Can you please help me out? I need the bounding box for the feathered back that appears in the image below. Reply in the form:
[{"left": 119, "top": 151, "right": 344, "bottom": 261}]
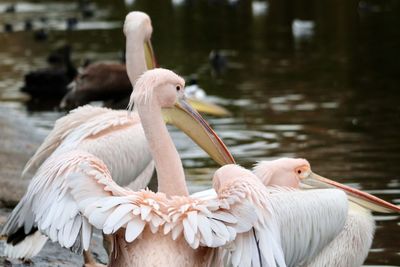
[{"left": 213, "top": 164, "right": 258, "bottom": 192}]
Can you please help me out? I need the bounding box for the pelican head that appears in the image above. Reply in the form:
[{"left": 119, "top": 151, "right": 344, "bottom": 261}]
[
  {"left": 254, "top": 158, "right": 310, "bottom": 188},
  {"left": 254, "top": 158, "right": 400, "bottom": 213},
  {"left": 124, "top": 11, "right": 157, "bottom": 73},
  {"left": 131, "top": 68, "right": 235, "bottom": 166}
]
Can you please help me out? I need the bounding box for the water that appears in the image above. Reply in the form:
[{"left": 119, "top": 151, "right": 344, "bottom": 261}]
[{"left": 1, "top": 0, "right": 400, "bottom": 265}]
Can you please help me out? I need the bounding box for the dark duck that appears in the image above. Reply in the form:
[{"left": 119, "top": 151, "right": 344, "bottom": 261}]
[
  {"left": 21, "top": 45, "right": 77, "bottom": 98},
  {"left": 60, "top": 62, "right": 131, "bottom": 109}
]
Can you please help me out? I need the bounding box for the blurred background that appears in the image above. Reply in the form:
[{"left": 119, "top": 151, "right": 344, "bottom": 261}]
[{"left": 0, "top": 0, "right": 399, "bottom": 265}]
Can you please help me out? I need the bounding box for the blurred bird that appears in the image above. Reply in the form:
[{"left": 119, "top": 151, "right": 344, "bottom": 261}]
[
  {"left": 4, "top": 4, "right": 15, "bottom": 13},
  {"left": 185, "top": 76, "right": 206, "bottom": 99},
  {"left": 66, "top": 17, "right": 78, "bottom": 31},
  {"left": 3, "top": 23, "right": 13, "bottom": 33},
  {"left": 33, "top": 28, "right": 48, "bottom": 41},
  {"left": 292, "top": 19, "right": 315, "bottom": 40},
  {"left": 21, "top": 45, "right": 76, "bottom": 98},
  {"left": 252, "top": 0, "right": 269, "bottom": 16},
  {"left": 24, "top": 19, "right": 33, "bottom": 31},
  {"left": 209, "top": 50, "right": 227, "bottom": 76},
  {"left": 79, "top": 0, "right": 95, "bottom": 18}
]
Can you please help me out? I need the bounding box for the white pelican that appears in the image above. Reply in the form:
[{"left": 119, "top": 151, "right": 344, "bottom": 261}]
[
  {"left": 4, "top": 68, "right": 399, "bottom": 267},
  {"left": 253, "top": 158, "right": 400, "bottom": 266},
  {"left": 1, "top": 12, "right": 234, "bottom": 262}
]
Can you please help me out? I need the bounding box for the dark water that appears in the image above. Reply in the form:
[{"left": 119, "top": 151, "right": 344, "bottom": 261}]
[{"left": 1, "top": 0, "right": 400, "bottom": 265}]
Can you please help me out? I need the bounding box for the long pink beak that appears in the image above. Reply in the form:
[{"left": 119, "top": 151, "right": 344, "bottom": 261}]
[{"left": 301, "top": 172, "right": 400, "bottom": 213}]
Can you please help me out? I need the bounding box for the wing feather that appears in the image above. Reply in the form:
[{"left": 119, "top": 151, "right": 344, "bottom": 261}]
[
  {"left": 2, "top": 148, "right": 133, "bottom": 258},
  {"left": 125, "top": 218, "right": 146, "bottom": 242},
  {"left": 103, "top": 204, "right": 136, "bottom": 234},
  {"left": 266, "top": 188, "right": 348, "bottom": 266}
]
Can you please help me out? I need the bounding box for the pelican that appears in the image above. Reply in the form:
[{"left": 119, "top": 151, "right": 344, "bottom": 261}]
[
  {"left": 0, "top": 12, "right": 233, "bottom": 263},
  {"left": 5, "top": 68, "right": 399, "bottom": 267},
  {"left": 252, "top": 158, "right": 400, "bottom": 266}
]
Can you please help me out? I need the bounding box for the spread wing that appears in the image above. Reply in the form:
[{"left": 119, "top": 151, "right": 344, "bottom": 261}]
[
  {"left": 73, "top": 166, "right": 287, "bottom": 267},
  {"left": 74, "top": 180, "right": 261, "bottom": 249},
  {"left": 2, "top": 150, "right": 129, "bottom": 255}
]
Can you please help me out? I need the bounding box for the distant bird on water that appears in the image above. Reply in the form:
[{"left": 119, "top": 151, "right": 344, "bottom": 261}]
[
  {"left": 3, "top": 23, "right": 13, "bottom": 33},
  {"left": 60, "top": 62, "right": 132, "bottom": 109},
  {"left": 21, "top": 45, "right": 77, "bottom": 98},
  {"left": 24, "top": 19, "right": 33, "bottom": 31},
  {"left": 33, "top": 28, "right": 48, "bottom": 41},
  {"left": 66, "top": 17, "right": 78, "bottom": 31},
  {"left": 4, "top": 4, "right": 16, "bottom": 13},
  {"left": 209, "top": 49, "right": 227, "bottom": 76}
]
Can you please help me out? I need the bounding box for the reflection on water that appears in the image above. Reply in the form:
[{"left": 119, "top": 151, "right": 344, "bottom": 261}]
[{"left": 1, "top": 0, "right": 400, "bottom": 265}]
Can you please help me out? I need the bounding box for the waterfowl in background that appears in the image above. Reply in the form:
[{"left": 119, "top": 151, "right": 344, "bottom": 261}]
[
  {"left": 185, "top": 75, "right": 206, "bottom": 99},
  {"left": 24, "top": 19, "right": 33, "bottom": 31},
  {"left": 3, "top": 23, "right": 13, "bottom": 33},
  {"left": 4, "top": 4, "right": 15, "bottom": 13},
  {"left": 33, "top": 28, "right": 48, "bottom": 42},
  {"left": 60, "top": 62, "right": 133, "bottom": 110},
  {"left": 209, "top": 49, "right": 228, "bottom": 76},
  {"left": 21, "top": 45, "right": 77, "bottom": 98}
]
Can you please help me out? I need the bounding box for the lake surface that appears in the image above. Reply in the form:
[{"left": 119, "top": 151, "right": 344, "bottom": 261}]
[{"left": 0, "top": 0, "right": 399, "bottom": 265}]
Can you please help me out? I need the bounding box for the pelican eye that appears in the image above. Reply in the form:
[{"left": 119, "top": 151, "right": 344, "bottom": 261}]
[
  {"left": 295, "top": 166, "right": 311, "bottom": 179},
  {"left": 176, "top": 85, "right": 181, "bottom": 91}
]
